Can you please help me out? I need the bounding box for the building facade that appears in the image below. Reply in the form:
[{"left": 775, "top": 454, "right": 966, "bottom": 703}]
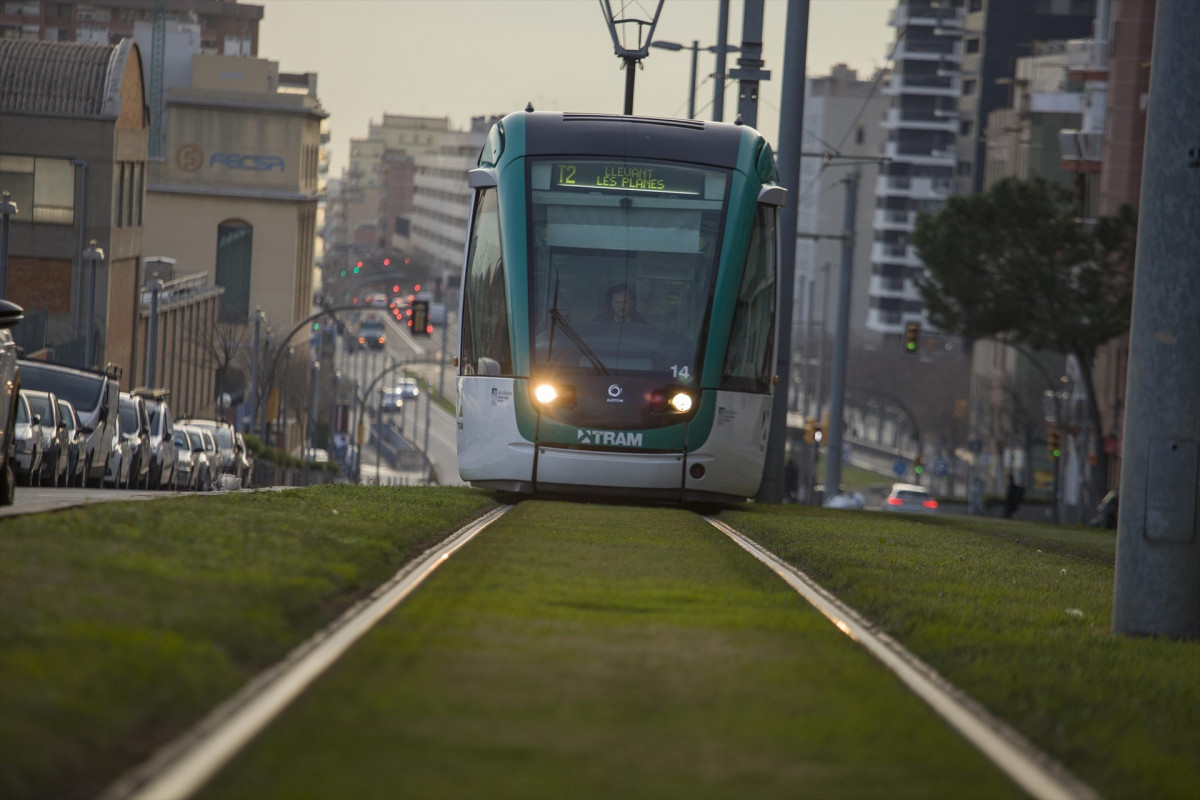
[{"left": 0, "top": 0, "right": 261, "bottom": 54}]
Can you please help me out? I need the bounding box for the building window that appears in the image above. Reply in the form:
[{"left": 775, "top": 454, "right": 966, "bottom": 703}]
[
  {"left": 963, "top": 78, "right": 977, "bottom": 96},
  {"left": 0, "top": 154, "right": 75, "bottom": 224},
  {"left": 965, "top": 38, "right": 981, "bottom": 54},
  {"left": 216, "top": 221, "right": 253, "bottom": 321},
  {"left": 960, "top": 120, "right": 973, "bottom": 136}
]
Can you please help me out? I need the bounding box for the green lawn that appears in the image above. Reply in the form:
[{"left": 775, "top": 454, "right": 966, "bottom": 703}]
[
  {"left": 200, "top": 500, "right": 1022, "bottom": 800},
  {"left": 0, "top": 487, "right": 499, "bottom": 800},
  {"left": 1, "top": 490, "right": 1196, "bottom": 800},
  {"left": 718, "top": 505, "right": 1200, "bottom": 800}
]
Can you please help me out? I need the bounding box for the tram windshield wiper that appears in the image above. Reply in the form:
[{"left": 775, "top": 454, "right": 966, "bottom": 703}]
[
  {"left": 549, "top": 307, "right": 608, "bottom": 375},
  {"left": 546, "top": 274, "right": 607, "bottom": 374}
]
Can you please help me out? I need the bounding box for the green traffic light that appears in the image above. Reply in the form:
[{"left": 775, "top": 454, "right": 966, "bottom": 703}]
[
  {"left": 313, "top": 321, "right": 320, "bottom": 330},
  {"left": 353, "top": 267, "right": 361, "bottom": 274},
  {"left": 339, "top": 270, "right": 346, "bottom": 277}
]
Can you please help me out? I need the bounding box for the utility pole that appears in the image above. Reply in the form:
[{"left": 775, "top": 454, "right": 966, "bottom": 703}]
[
  {"left": 755, "top": 0, "right": 807, "bottom": 503},
  {"left": 712, "top": 0, "right": 731, "bottom": 121},
  {"left": 730, "top": 0, "right": 770, "bottom": 128},
  {"left": 823, "top": 170, "right": 859, "bottom": 501},
  {"left": 1112, "top": 0, "right": 1199, "bottom": 640}
]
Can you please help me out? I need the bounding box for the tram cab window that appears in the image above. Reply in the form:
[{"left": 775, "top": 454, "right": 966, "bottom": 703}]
[
  {"left": 721, "top": 202, "right": 777, "bottom": 393},
  {"left": 461, "top": 188, "right": 513, "bottom": 376},
  {"left": 528, "top": 158, "right": 728, "bottom": 381}
]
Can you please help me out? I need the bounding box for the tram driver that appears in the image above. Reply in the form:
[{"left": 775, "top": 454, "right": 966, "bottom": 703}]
[{"left": 593, "top": 283, "right": 646, "bottom": 324}]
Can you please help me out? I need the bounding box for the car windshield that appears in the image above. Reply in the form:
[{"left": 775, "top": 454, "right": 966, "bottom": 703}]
[
  {"left": 897, "top": 490, "right": 929, "bottom": 500},
  {"left": 214, "top": 428, "right": 234, "bottom": 449},
  {"left": 173, "top": 432, "right": 189, "bottom": 449},
  {"left": 118, "top": 401, "right": 140, "bottom": 433},
  {"left": 20, "top": 363, "right": 104, "bottom": 415},
  {"left": 187, "top": 430, "right": 205, "bottom": 450},
  {"left": 528, "top": 157, "right": 728, "bottom": 383},
  {"left": 17, "top": 396, "right": 30, "bottom": 424},
  {"left": 57, "top": 401, "right": 77, "bottom": 432},
  {"left": 26, "top": 394, "right": 52, "bottom": 424}
]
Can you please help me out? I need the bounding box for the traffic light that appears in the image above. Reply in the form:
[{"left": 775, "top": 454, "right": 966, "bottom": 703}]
[
  {"left": 913, "top": 456, "right": 924, "bottom": 476},
  {"left": 904, "top": 321, "right": 920, "bottom": 354},
  {"left": 1048, "top": 429, "right": 1062, "bottom": 460},
  {"left": 410, "top": 300, "right": 431, "bottom": 336},
  {"left": 803, "top": 417, "right": 817, "bottom": 444},
  {"left": 312, "top": 321, "right": 320, "bottom": 331},
  {"left": 354, "top": 261, "right": 363, "bottom": 274}
]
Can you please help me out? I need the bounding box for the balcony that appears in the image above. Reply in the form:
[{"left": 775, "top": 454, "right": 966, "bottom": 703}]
[
  {"left": 891, "top": 4, "right": 964, "bottom": 31},
  {"left": 881, "top": 107, "right": 958, "bottom": 132},
  {"left": 1058, "top": 129, "right": 1104, "bottom": 173},
  {"left": 883, "top": 140, "right": 957, "bottom": 167},
  {"left": 882, "top": 72, "right": 960, "bottom": 98},
  {"left": 1066, "top": 39, "right": 1108, "bottom": 80},
  {"left": 874, "top": 208, "right": 916, "bottom": 231},
  {"left": 875, "top": 174, "right": 954, "bottom": 201},
  {"left": 870, "top": 241, "right": 923, "bottom": 268}
]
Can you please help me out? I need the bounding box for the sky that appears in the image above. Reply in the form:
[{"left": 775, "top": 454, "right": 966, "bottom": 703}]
[{"left": 256, "top": 0, "right": 896, "bottom": 178}]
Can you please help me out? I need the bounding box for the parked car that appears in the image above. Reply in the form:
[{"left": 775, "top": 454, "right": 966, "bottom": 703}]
[
  {"left": 234, "top": 432, "right": 253, "bottom": 488},
  {"left": 117, "top": 392, "right": 151, "bottom": 490},
  {"left": 884, "top": 482, "right": 939, "bottom": 513},
  {"left": 23, "top": 390, "right": 69, "bottom": 487},
  {"left": 137, "top": 389, "right": 177, "bottom": 490},
  {"left": 173, "top": 425, "right": 211, "bottom": 491},
  {"left": 0, "top": 300, "right": 22, "bottom": 505},
  {"left": 197, "top": 428, "right": 220, "bottom": 488},
  {"left": 18, "top": 360, "right": 121, "bottom": 488},
  {"left": 57, "top": 398, "right": 88, "bottom": 487},
  {"left": 105, "top": 414, "right": 131, "bottom": 488},
  {"left": 176, "top": 419, "right": 237, "bottom": 479},
  {"left": 14, "top": 392, "right": 44, "bottom": 486}
]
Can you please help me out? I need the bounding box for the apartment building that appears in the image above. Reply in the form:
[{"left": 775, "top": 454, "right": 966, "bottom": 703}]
[{"left": 0, "top": 0, "right": 261, "bottom": 53}]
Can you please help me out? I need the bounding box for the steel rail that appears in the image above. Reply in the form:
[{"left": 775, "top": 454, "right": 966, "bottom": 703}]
[
  {"left": 101, "top": 505, "right": 512, "bottom": 800},
  {"left": 706, "top": 516, "right": 1100, "bottom": 800}
]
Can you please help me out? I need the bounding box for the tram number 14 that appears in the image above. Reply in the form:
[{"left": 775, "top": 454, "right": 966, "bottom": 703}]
[{"left": 670, "top": 365, "right": 690, "bottom": 379}]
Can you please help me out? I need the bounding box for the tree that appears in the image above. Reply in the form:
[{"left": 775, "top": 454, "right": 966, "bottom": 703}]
[{"left": 913, "top": 176, "right": 1137, "bottom": 497}]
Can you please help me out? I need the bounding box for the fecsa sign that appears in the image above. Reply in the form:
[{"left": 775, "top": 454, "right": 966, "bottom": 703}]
[{"left": 209, "top": 152, "right": 285, "bottom": 172}]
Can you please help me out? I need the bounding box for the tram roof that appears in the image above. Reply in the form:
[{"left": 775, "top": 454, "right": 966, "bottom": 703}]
[{"left": 514, "top": 111, "right": 758, "bottom": 170}]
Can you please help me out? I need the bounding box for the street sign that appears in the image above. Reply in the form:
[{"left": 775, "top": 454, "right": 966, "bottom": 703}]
[
  {"left": 893, "top": 460, "right": 907, "bottom": 476},
  {"left": 934, "top": 458, "right": 950, "bottom": 477}
]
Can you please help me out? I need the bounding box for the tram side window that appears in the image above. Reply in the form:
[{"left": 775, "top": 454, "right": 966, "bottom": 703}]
[
  {"left": 461, "top": 188, "right": 513, "bottom": 376},
  {"left": 721, "top": 204, "right": 777, "bottom": 393}
]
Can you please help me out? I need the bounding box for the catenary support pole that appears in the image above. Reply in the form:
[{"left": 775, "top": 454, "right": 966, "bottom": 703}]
[
  {"left": 755, "top": 0, "right": 809, "bottom": 503},
  {"left": 712, "top": 0, "right": 730, "bottom": 122},
  {"left": 146, "top": 280, "right": 162, "bottom": 388},
  {"left": 1112, "top": 0, "right": 1200, "bottom": 640},
  {"left": 823, "top": 170, "right": 859, "bottom": 501},
  {"left": 731, "top": 0, "right": 768, "bottom": 128}
]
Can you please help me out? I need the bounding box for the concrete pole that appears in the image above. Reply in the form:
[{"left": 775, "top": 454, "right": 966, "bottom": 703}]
[
  {"left": 82, "top": 241, "right": 104, "bottom": 369},
  {"left": 755, "top": 0, "right": 809, "bottom": 503},
  {"left": 0, "top": 192, "right": 17, "bottom": 298},
  {"left": 249, "top": 308, "right": 262, "bottom": 428},
  {"left": 146, "top": 280, "right": 163, "bottom": 387},
  {"left": 823, "top": 170, "right": 859, "bottom": 500},
  {"left": 1112, "top": 0, "right": 1200, "bottom": 640}
]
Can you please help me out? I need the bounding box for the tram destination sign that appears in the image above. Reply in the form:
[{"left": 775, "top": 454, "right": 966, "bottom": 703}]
[{"left": 551, "top": 161, "right": 703, "bottom": 196}]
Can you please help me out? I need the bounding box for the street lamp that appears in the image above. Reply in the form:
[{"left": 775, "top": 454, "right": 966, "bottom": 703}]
[
  {"left": 249, "top": 307, "right": 265, "bottom": 430},
  {"left": 0, "top": 191, "right": 18, "bottom": 298},
  {"left": 650, "top": 40, "right": 739, "bottom": 120},
  {"left": 82, "top": 240, "right": 105, "bottom": 369}
]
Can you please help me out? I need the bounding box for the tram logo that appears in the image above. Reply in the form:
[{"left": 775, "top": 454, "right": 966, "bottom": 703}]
[
  {"left": 606, "top": 384, "right": 624, "bottom": 404},
  {"left": 577, "top": 428, "right": 643, "bottom": 447}
]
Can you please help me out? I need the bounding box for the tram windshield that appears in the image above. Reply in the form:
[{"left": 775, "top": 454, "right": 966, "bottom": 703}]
[{"left": 528, "top": 158, "right": 728, "bottom": 383}]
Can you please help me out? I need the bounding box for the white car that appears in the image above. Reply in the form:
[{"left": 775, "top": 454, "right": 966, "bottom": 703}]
[{"left": 884, "top": 483, "right": 939, "bottom": 513}]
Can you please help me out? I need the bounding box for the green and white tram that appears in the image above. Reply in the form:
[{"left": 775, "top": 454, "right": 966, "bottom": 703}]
[{"left": 456, "top": 111, "right": 785, "bottom": 502}]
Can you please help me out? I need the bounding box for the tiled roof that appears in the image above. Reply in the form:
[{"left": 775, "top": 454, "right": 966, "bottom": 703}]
[{"left": 0, "top": 39, "right": 128, "bottom": 118}]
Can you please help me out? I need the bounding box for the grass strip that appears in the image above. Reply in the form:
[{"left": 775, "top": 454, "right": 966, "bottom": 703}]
[
  {"left": 199, "top": 500, "right": 1024, "bottom": 800},
  {"left": 717, "top": 505, "right": 1200, "bottom": 800},
  {"left": 0, "top": 486, "right": 499, "bottom": 800}
]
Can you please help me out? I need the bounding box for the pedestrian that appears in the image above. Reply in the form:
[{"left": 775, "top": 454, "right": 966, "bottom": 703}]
[{"left": 1003, "top": 472, "right": 1024, "bottom": 518}]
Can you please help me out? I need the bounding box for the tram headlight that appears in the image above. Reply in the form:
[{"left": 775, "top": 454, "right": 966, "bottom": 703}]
[
  {"left": 669, "top": 392, "right": 693, "bottom": 413},
  {"left": 532, "top": 383, "right": 576, "bottom": 408}
]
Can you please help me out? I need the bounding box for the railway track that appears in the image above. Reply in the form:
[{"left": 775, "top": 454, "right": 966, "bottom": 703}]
[{"left": 102, "top": 502, "right": 1097, "bottom": 800}]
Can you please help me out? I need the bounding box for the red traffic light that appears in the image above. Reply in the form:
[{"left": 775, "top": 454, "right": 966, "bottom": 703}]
[{"left": 383, "top": 258, "right": 390, "bottom": 266}]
